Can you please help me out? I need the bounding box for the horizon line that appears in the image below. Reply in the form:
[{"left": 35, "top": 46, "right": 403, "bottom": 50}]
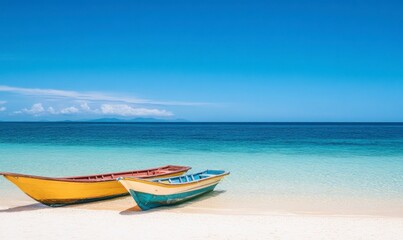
[{"left": 0, "top": 120, "right": 402, "bottom": 124}]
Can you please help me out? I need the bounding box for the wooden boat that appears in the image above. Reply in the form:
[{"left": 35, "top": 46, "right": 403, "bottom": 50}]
[
  {"left": 0, "top": 165, "right": 190, "bottom": 207},
  {"left": 118, "top": 170, "right": 229, "bottom": 210}
]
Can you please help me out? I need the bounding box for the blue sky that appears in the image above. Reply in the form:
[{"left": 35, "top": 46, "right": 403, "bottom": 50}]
[{"left": 0, "top": 0, "right": 402, "bottom": 121}]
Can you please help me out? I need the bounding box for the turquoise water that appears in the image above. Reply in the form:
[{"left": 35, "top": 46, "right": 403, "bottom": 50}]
[{"left": 0, "top": 123, "right": 402, "bottom": 213}]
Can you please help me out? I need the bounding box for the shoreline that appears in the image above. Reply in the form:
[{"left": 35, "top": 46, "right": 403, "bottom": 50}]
[
  {"left": 1, "top": 194, "right": 403, "bottom": 218},
  {"left": 1, "top": 181, "right": 402, "bottom": 218}
]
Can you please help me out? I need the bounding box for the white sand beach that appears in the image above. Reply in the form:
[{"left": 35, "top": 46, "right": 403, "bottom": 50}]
[
  {"left": 1, "top": 197, "right": 402, "bottom": 240},
  {"left": 1, "top": 206, "right": 402, "bottom": 240},
  {"left": 1, "top": 175, "right": 402, "bottom": 240}
]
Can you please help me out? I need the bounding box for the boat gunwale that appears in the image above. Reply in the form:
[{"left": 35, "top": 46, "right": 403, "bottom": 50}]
[
  {"left": 118, "top": 170, "right": 230, "bottom": 188},
  {"left": 0, "top": 165, "right": 191, "bottom": 183}
]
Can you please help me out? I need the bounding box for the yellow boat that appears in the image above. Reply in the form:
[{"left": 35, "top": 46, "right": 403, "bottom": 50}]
[{"left": 0, "top": 165, "right": 190, "bottom": 207}]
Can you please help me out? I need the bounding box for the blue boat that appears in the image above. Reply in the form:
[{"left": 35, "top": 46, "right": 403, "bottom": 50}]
[{"left": 117, "top": 170, "right": 229, "bottom": 210}]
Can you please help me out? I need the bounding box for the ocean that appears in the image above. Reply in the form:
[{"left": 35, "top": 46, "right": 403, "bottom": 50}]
[{"left": 1, "top": 122, "right": 402, "bottom": 215}]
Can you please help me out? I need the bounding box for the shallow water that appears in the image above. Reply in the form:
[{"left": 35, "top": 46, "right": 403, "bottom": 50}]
[{"left": 0, "top": 123, "right": 402, "bottom": 215}]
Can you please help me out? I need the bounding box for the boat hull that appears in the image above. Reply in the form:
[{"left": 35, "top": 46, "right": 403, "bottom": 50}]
[
  {"left": 128, "top": 184, "right": 218, "bottom": 210},
  {"left": 2, "top": 168, "right": 189, "bottom": 207}
]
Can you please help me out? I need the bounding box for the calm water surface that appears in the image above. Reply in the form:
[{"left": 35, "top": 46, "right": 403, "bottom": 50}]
[{"left": 1, "top": 123, "right": 402, "bottom": 214}]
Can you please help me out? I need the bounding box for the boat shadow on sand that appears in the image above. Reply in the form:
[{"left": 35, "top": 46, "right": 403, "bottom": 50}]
[
  {"left": 0, "top": 203, "right": 47, "bottom": 213},
  {"left": 119, "top": 190, "right": 226, "bottom": 215},
  {"left": 0, "top": 190, "right": 226, "bottom": 213}
]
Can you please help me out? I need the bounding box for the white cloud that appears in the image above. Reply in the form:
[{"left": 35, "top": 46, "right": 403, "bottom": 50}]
[
  {"left": 19, "top": 103, "right": 45, "bottom": 115},
  {"left": 15, "top": 102, "right": 172, "bottom": 117},
  {"left": 0, "top": 85, "right": 206, "bottom": 106},
  {"left": 0, "top": 101, "right": 5, "bottom": 112},
  {"left": 80, "top": 102, "right": 91, "bottom": 111},
  {"left": 47, "top": 107, "right": 57, "bottom": 114},
  {"left": 60, "top": 106, "right": 79, "bottom": 114},
  {"left": 16, "top": 103, "right": 78, "bottom": 115},
  {"left": 100, "top": 104, "right": 173, "bottom": 117}
]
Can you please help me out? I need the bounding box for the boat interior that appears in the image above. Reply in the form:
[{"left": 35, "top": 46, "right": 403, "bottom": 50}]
[
  {"left": 65, "top": 165, "right": 189, "bottom": 181},
  {"left": 156, "top": 170, "right": 227, "bottom": 184}
]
